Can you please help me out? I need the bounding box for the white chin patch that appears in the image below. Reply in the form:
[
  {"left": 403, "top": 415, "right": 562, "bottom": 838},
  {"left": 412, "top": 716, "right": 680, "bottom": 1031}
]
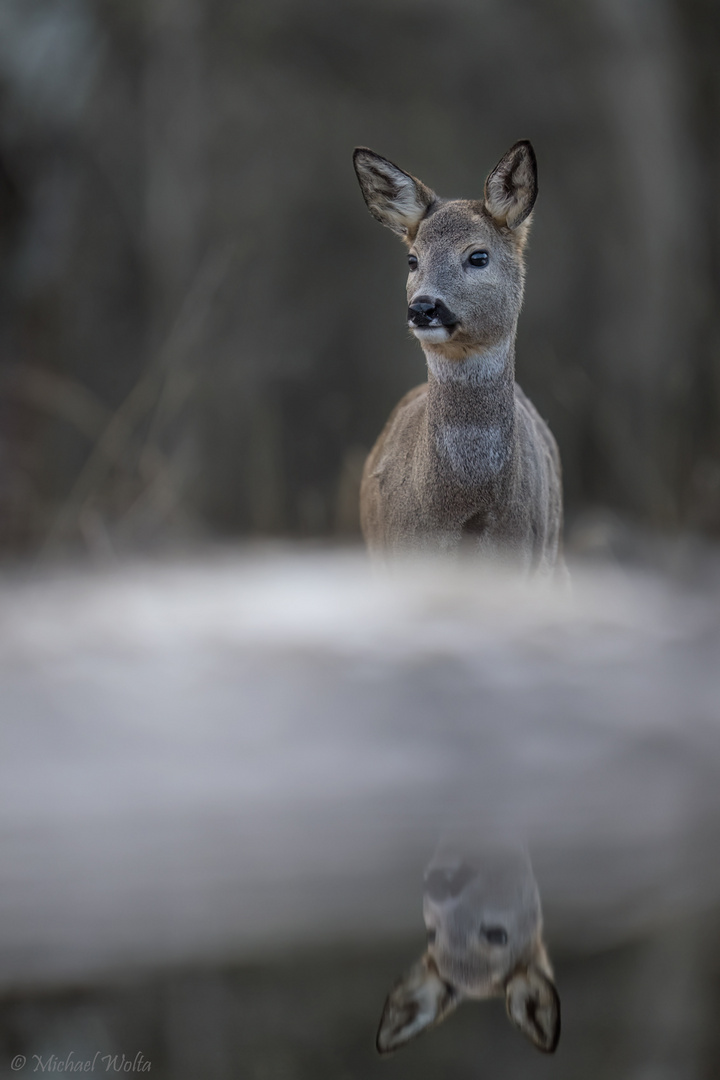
[{"left": 411, "top": 326, "right": 450, "bottom": 344}]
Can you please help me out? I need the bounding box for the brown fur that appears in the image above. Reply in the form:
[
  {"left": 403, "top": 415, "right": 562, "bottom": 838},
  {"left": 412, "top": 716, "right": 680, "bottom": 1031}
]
[{"left": 353, "top": 142, "right": 566, "bottom": 580}]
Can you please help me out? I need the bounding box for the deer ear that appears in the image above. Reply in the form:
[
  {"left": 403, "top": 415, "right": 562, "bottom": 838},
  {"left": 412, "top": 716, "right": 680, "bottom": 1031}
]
[
  {"left": 484, "top": 140, "right": 537, "bottom": 229},
  {"left": 353, "top": 148, "right": 436, "bottom": 239},
  {"left": 505, "top": 965, "right": 560, "bottom": 1053},
  {"left": 376, "top": 954, "right": 459, "bottom": 1054}
]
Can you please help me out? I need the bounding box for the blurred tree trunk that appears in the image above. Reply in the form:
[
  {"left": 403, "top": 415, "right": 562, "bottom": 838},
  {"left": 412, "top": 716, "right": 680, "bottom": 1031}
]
[{"left": 144, "top": 0, "right": 206, "bottom": 324}]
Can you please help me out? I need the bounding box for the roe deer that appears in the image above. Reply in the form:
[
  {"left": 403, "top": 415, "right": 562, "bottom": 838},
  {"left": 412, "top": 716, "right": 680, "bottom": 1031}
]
[
  {"left": 353, "top": 141, "right": 566, "bottom": 579},
  {"left": 377, "top": 847, "right": 560, "bottom": 1055}
]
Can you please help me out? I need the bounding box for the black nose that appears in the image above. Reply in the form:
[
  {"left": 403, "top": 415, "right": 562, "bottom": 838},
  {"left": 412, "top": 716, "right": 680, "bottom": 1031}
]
[
  {"left": 408, "top": 297, "right": 438, "bottom": 327},
  {"left": 408, "top": 296, "right": 458, "bottom": 328}
]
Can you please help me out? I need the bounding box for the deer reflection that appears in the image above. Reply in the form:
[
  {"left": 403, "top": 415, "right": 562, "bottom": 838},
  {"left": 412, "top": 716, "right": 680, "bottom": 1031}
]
[{"left": 377, "top": 845, "right": 560, "bottom": 1054}]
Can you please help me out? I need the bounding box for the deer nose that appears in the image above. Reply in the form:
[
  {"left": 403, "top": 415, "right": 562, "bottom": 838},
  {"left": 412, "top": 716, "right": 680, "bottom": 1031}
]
[
  {"left": 408, "top": 297, "right": 438, "bottom": 326},
  {"left": 408, "top": 296, "right": 458, "bottom": 328}
]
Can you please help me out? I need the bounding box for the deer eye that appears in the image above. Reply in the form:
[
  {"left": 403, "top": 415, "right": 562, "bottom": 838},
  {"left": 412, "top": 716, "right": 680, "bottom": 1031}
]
[
  {"left": 468, "top": 250, "right": 489, "bottom": 268},
  {"left": 408, "top": 254, "right": 418, "bottom": 270},
  {"left": 481, "top": 926, "right": 508, "bottom": 945},
  {"left": 427, "top": 927, "right": 437, "bottom": 944}
]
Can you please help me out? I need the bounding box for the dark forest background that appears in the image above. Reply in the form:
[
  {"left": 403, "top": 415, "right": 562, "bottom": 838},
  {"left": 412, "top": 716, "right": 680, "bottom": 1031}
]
[{"left": 0, "top": 0, "right": 719, "bottom": 557}]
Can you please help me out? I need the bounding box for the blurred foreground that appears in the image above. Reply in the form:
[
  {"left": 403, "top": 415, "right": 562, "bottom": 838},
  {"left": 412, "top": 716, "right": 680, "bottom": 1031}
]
[{"left": 1, "top": 545, "right": 720, "bottom": 1076}]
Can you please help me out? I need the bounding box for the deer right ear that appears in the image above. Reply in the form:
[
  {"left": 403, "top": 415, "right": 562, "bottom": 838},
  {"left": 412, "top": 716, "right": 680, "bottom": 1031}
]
[
  {"left": 483, "top": 140, "right": 538, "bottom": 229},
  {"left": 376, "top": 954, "right": 459, "bottom": 1054},
  {"left": 353, "top": 148, "right": 436, "bottom": 240},
  {"left": 505, "top": 965, "right": 561, "bottom": 1053}
]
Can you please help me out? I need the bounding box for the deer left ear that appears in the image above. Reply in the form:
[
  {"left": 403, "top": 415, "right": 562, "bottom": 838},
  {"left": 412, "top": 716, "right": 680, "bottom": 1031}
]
[
  {"left": 505, "top": 965, "right": 560, "bottom": 1053},
  {"left": 376, "top": 954, "right": 459, "bottom": 1054},
  {"left": 483, "top": 140, "right": 538, "bottom": 229},
  {"left": 353, "top": 148, "right": 436, "bottom": 239}
]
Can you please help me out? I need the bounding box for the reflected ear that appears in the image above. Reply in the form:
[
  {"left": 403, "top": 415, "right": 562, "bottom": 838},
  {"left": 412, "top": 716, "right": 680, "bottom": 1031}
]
[
  {"left": 484, "top": 140, "right": 537, "bottom": 229},
  {"left": 353, "top": 148, "right": 436, "bottom": 239},
  {"left": 376, "top": 954, "right": 459, "bottom": 1054},
  {"left": 505, "top": 965, "right": 560, "bottom": 1053}
]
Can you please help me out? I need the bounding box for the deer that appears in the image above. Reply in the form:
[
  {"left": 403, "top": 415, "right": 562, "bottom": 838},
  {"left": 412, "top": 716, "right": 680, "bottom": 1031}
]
[
  {"left": 353, "top": 141, "right": 566, "bottom": 579},
  {"left": 376, "top": 846, "right": 560, "bottom": 1055}
]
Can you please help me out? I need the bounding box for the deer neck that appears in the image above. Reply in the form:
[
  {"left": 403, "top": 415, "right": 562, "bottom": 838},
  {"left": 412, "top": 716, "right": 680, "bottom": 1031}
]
[{"left": 423, "top": 336, "right": 517, "bottom": 497}]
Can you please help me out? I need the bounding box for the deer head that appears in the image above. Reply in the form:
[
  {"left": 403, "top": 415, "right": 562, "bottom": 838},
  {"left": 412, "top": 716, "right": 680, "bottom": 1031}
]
[
  {"left": 353, "top": 141, "right": 537, "bottom": 362},
  {"left": 376, "top": 847, "right": 560, "bottom": 1055}
]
